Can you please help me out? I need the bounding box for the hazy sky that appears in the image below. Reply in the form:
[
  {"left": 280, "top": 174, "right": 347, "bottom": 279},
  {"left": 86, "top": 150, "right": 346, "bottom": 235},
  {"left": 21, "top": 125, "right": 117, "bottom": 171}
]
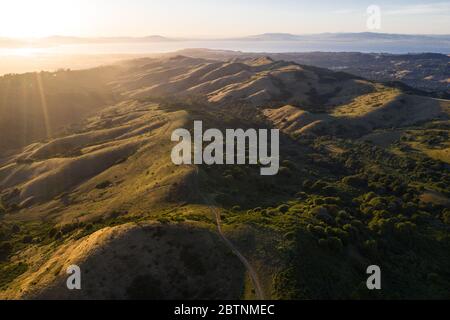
[{"left": 1, "top": 0, "right": 449, "bottom": 38}]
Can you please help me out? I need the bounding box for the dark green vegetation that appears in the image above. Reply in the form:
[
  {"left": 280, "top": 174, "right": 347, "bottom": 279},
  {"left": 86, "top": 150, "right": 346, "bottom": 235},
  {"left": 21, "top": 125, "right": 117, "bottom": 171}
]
[
  {"left": 0, "top": 221, "right": 50, "bottom": 289},
  {"left": 152, "top": 97, "right": 450, "bottom": 299},
  {"left": 206, "top": 138, "right": 450, "bottom": 298},
  {"left": 271, "top": 137, "right": 450, "bottom": 299}
]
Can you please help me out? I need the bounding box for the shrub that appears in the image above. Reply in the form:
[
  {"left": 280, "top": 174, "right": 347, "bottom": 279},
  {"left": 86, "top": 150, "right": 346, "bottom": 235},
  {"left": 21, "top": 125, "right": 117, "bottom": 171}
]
[
  {"left": 278, "top": 204, "right": 290, "bottom": 214},
  {"left": 11, "top": 225, "right": 20, "bottom": 233},
  {"left": 311, "top": 206, "right": 333, "bottom": 223},
  {"left": 364, "top": 192, "right": 377, "bottom": 202},
  {"left": 331, "top": 228, "right": 350, "bottom": 244},
  {"left": 362, "top": 240, "right": 378, "bottom": 256},
  {"left": 328, "top": 237, "right": 344, "bottom": 252},
  {"left": 284, "top": 232, "right": 296, "bottom": 240},
  {"left": 313, "top": 198, "right": 325, "bottom": 206},
  {"left": 337, "top": 210, "right": 351, "bottom": 220},
  {"left": 157, "top": 217, "right": 170, "bottom": 224},
  {"left": 296, "top": 192, "right": 307, "bottom": 200},
  {"left": 342, "top": 175, "right": 366, "bottom": 188},
  {"left": 48, "top": 228, "right": 57, "bottom": 238},
  {"left": 22, "top": 235, "right": 33, "bottom": 244},
  {"left": 312, "top": 225, "right": 326, "bottom": 237},
  {"left": 96, "top": 181, "right": 112, "bottom": 189},
  {"left": 61, "top": 223, "right": 80, "bottom": 234},
  {"left": 311, "top": 180, "right": 327, "bottom": 192},
  {"left": 0, "top": 242, "right": 13, "bottom": 260},
  {"left": 302, "top": 180, "right": 313, "bottom": 190},
  {"left": 367, "top": 197, "right": 385, "bottom": 210},
  {"left": 343, "top": 224, "right": 359, "bottom": 239},
  {"left": 318, "top": 237, "right": 344, "bottom": 252},
  {"left": 395, "top": 222, "right": 416, "bottom": 236},
  {"left": 350, "top": 219, "right": 364, "bottom": 230},
  {"left": 323, "top": 197, "right": 341, "bottom": 205}
]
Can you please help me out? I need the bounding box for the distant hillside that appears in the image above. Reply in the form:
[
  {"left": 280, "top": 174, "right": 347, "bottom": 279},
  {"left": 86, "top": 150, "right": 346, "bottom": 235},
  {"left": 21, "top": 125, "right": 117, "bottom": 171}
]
[
  {"left": 0, "top": 67, "right": 120, "bottom": 153},
  {"left": 240, "top": 32, "right": 450, "bottom": 42},
  {"left": 172, "top": 49, "right": 450, "bottom": 98},
  {"left": 1, "top": 54, "right": 446, "bottom": 157},
  {"left": 114, "top": 55, "right": 375, "bottom": 108},
  {"left": 1, "top": 32, "right": 449, "bottom": 51}
]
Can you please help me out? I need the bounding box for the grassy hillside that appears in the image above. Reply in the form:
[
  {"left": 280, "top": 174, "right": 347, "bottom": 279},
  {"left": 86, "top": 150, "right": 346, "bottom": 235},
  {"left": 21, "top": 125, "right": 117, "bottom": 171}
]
[
  {"left": 113, "top": 55, "right": 375, "bottom": 108},
  {"left": 0, "top": 56, "right": 449, "bottom": 299},
  {"left": 0, "top": 67, "right": 121, "bottom": 154}
]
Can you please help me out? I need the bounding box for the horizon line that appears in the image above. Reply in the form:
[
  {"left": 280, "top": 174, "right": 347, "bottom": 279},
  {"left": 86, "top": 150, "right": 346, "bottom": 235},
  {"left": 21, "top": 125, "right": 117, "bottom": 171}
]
[{"left": 2, "top": 31, "right": 450, "bottom": 40}]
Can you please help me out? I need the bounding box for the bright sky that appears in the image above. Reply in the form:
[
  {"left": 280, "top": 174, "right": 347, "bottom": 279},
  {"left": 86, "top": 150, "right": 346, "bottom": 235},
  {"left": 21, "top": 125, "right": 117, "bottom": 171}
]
[{"left": 0, "top": 0, "right": 449, "bottom": 38}]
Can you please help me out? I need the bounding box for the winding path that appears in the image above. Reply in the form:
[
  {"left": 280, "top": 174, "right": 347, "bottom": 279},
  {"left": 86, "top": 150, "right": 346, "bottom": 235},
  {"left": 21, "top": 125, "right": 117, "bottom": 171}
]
[{"left": 194, "top": 167, "right": 265, "bottom": 300}]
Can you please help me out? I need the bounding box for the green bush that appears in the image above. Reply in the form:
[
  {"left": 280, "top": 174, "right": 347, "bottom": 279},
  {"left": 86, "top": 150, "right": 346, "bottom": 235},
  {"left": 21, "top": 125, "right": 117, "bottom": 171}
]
[
  {"left": 157, "top": 217, "right": 170, "bottom": 224},
  {"left": 318, "top": 237, "right": 344, "bottom": 252},
  {"left": 278, "top": 204, "right": 290, "bottom": 214},
  {"left": 342, "top": 175, "right": 366, "bottom": 188},
  {"left": 328, "top": 237, "right": 344, "bottom": 251},
  {"left": 22, "top": 235, "right": 33, "bottom": 244},
  {"left": 362, "top": 240, "right": 378, "bottom": 256},
  {"left": 0, "top": 242, "right": 13, "bottom": 260},
  {"left": 96, "top": 181, "right": 112, "bottom": 189},
  {"left": 395, "top": 221, "right": 417, "bottom": 236}
]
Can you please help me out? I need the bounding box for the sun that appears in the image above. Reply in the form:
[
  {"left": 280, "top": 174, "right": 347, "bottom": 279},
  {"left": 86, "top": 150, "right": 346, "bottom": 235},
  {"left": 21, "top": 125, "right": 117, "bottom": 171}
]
[{"left": 0, "top": 0, "right": 82, "bottom": 38}]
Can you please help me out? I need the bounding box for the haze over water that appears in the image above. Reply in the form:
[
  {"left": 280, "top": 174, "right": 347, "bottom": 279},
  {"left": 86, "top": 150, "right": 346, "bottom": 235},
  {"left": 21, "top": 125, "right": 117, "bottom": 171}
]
[{"left": 1, "top": 38, "right": 449, "bottom": 76}]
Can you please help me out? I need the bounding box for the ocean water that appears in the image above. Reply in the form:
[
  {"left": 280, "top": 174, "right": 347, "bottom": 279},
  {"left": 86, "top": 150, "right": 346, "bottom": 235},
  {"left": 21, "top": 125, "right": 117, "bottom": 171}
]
[
  {"left": 1, "top": 40, "right": 449, "bottom": 56},
  {"left": 0, "top": 40, "right": 448, "bottom": 75}
]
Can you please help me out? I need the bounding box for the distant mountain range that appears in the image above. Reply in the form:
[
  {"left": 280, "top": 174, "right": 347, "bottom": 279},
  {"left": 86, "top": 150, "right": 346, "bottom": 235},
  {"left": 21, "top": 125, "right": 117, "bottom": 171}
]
[
  {"left": 1, "top": 32, "right": 449, "bottom": 48},
  {"left": 241, "top": 32, "right": 450, "bottom": 42},
  {"left": 171, "top": 49, "right": 450, "bottom": 98}
]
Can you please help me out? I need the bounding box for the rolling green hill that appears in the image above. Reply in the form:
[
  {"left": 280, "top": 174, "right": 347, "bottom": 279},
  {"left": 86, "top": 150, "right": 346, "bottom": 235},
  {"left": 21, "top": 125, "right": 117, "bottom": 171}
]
[{"left": 0, "top": 56, "right": 449, "bottom": 299}]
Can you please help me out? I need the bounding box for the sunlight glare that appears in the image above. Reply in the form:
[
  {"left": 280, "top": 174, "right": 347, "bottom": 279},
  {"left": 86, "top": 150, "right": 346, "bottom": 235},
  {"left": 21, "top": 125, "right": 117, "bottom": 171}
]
[{"left": 0, "top": 0, "right": 82, "bottom": 38}]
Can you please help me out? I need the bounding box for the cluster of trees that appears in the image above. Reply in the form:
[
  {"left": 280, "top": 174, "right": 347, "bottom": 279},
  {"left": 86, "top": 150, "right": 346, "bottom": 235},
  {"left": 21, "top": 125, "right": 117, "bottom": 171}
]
[{"left": 207, "top": 131, "right": 449, "bottom": 299}]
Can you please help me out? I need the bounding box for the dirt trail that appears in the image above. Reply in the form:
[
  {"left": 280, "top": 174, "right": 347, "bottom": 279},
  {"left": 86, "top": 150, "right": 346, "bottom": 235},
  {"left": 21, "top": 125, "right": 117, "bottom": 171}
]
[{"left": 194, "top": 167, "right": 265, "bottom": 300}]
